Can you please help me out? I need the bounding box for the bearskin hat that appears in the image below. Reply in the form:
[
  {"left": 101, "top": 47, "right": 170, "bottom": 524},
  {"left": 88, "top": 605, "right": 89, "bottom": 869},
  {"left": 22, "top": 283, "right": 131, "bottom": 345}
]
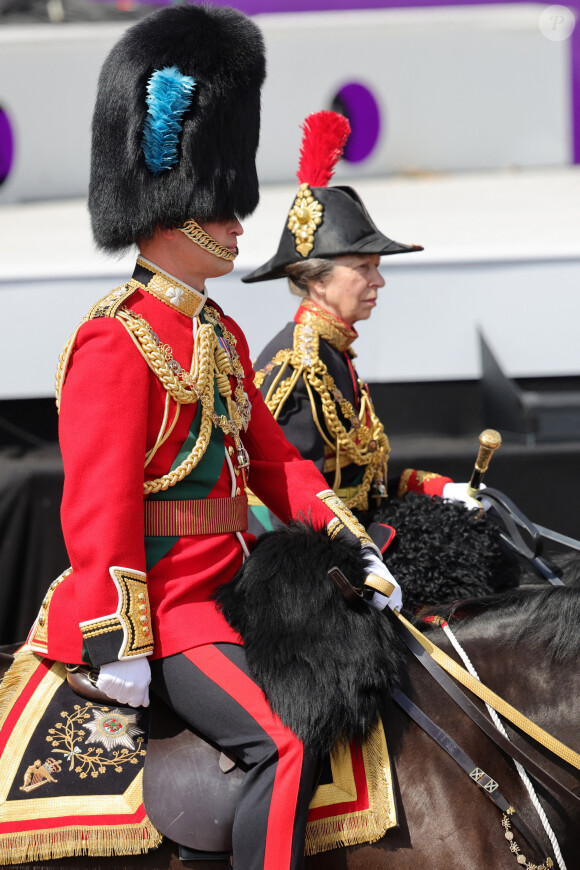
[{"left": 88, "top": 3, "right": 266, "bottom": 252}]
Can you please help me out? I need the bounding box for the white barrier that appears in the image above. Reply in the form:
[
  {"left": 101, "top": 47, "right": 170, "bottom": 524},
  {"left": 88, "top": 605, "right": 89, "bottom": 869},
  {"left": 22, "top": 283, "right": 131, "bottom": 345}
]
[
  {"left": 0, "top": 166, "right": 579, "bottom": 399},
  {"left": 0, "top": 4, "right": 573, "bottom": 204}
]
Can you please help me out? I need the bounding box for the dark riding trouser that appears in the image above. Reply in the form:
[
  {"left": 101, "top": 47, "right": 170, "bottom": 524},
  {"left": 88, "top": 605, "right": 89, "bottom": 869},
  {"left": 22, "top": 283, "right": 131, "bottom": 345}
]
[{"left": 150, "top": 643, "right": 317, "bottom": 870}]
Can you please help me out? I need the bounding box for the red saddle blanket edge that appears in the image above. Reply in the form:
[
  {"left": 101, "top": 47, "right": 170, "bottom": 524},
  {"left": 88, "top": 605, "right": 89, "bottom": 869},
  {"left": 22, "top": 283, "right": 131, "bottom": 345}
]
[
  {"left": 0, "top": 650, "right": 162, "bottom": 865},
  {"left": 305, "top": 718, "right": 398, "bottom": 855},
  {"left": 0, "top": 651, "right": 397, "bottom": 862}
]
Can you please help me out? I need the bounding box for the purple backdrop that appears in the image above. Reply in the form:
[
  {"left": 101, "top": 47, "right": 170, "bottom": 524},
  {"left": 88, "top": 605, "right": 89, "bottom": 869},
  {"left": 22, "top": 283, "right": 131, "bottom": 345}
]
[
  {"left": 213, "top": 0, "right": 580, "bottom": 164},
  {"left": 116, "top": 0, "right": 580, "bottom": 164}
]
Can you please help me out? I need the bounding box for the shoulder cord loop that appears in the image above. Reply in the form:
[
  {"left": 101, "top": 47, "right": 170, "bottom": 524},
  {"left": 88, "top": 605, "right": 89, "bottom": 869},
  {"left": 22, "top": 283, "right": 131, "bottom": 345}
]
[
  {"left": 56, "top": 301, "right": 241, "bottom": 496},
  {"left": 256, "top": 348, "right": 389, "bottom": 510}
]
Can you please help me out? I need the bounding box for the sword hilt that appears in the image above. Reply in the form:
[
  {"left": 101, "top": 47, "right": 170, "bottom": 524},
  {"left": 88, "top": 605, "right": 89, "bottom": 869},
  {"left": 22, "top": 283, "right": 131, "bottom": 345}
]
[{"left": 467, "top": 429, "right": 502, "bottom": 497}]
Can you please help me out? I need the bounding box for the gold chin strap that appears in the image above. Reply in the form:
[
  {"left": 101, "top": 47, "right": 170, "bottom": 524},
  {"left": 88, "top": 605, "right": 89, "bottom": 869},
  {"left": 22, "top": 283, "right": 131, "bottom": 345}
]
[{"left": 180, "top": 219, "right": 238, "bottom": 261}]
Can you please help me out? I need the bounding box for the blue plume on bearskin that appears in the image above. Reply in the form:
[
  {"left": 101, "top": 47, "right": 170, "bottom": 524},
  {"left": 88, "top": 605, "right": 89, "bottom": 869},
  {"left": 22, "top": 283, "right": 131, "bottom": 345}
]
[
  {"left": 142, "top": 66, "right": 196, "bottom": 176},
  {"left": 89, "top": 4, "right": 265, "bottom": 252},
  {"left": 215, "top": 523, "right": 403, "bottom": 757}
]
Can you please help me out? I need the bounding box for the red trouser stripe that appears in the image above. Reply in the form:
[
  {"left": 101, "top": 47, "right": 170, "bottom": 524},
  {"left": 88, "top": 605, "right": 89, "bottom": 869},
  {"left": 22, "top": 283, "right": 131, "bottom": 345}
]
[{"left": 184, "top": 644, "right": 303, "bottom": 870}]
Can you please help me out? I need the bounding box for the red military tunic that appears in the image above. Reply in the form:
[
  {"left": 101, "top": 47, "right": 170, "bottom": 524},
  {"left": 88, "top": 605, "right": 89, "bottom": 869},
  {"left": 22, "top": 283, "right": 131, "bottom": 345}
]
[{"left": 27, "top": 259, "right": 373, "bottom": 666}]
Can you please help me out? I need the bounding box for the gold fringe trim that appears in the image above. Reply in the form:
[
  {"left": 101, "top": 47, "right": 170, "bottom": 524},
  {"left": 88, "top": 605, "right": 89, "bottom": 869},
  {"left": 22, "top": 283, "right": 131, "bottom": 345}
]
[
  {"left": 305, "top": 720, "right": 396, "bottom": 855},
  {"left": 0, "top": 819, "right": 162, "bottom": 865},
  {"left": 0, "top": 651, "right": 163, "bottom": 865},
  {"left": 0, "top": 649, "right": 42, "bottom": 731}
]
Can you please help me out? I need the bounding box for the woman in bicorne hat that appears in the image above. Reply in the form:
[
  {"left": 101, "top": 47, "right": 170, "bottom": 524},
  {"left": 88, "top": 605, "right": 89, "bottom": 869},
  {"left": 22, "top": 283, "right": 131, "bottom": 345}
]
[{"left": 245, "top": 112, "right": 476, "bottom": 537}]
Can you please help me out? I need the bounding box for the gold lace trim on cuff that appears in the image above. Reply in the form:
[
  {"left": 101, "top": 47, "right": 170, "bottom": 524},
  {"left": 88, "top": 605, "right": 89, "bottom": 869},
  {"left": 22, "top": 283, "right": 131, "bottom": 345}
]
[
  {"left": 398, "top": 469, "right": 443, "bottom": 497},
  {"left": 79, "top": 567, "right": 153, "bottom": 659},
  {"left": 317, "top": 489, "right": 375, "bottom": 548}
]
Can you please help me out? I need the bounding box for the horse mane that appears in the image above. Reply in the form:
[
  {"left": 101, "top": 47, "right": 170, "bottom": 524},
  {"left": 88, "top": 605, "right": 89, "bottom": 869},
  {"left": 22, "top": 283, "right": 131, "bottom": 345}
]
[{"left": 418, "top": 586, "right": 580, "bottom": 663}]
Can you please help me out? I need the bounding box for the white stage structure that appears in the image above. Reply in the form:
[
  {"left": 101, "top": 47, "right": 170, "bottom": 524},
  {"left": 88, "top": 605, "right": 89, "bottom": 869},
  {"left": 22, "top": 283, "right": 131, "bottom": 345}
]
[{"left": 0, "top": 5, "right": 578, "bottom": 400}]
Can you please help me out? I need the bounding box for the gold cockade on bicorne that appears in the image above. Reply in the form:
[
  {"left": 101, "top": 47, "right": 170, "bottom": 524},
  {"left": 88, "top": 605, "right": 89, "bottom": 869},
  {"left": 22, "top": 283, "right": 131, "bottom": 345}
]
[{"left": 287, "top": 183, "right": 323, "bottom": 257}]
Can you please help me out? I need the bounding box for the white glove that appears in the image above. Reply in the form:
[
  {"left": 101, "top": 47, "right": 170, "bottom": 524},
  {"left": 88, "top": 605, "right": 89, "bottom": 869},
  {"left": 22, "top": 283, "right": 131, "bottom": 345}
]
[
  {"left": 363, "top": 552, "right": 403, "bottom": 613},
  {"left": 96, "top": 657, "right": 151, "bottom": 708},
  {"left": 442, "top": 482, "right": 487, "bottom": 511}
]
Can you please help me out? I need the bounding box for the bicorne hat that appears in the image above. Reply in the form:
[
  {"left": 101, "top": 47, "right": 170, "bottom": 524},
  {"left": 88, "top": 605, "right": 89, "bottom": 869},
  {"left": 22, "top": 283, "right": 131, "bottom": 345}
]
[
  {"left": 88, "top": 3, "right": 266, "bottom": 253},
  {"left": 242, "top": 112, "right": 422, "bottom": 283}
]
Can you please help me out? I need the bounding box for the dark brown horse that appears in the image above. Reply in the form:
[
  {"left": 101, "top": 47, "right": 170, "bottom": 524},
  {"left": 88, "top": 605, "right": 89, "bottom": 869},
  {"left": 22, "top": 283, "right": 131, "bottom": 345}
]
[{"left": 1, "top": 585, "right": 579, "bottom": 870}]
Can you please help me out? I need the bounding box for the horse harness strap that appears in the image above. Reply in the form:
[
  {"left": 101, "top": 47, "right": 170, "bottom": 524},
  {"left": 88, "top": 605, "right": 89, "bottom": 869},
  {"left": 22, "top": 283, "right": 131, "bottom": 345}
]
[
  {"left": 394, "top": 611, "right": 580, "bottom": 774},
  {"left": 480, "top": 488, "right": 565, "bottom": 585},
  {"left": 391, "top": 612, "right": 580, "bottom": 812},
  {"left": 392, "top": 688, "right": 553, "bottom": 868}
]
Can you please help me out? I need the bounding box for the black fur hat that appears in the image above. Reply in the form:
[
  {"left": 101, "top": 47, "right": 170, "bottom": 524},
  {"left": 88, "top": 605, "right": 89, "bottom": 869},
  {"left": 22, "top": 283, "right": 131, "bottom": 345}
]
[{"left": 88, "top": 3, "right": 266, "bottom": 252}]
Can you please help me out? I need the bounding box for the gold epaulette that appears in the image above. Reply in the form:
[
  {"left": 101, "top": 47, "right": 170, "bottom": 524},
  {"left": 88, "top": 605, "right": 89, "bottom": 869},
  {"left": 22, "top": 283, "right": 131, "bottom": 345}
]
[
  {"left": 255, "top": 323, "right": 390, "bottom": 511},
  {"left": 86, "top": 282, "right": 140, "bottom": 320}
]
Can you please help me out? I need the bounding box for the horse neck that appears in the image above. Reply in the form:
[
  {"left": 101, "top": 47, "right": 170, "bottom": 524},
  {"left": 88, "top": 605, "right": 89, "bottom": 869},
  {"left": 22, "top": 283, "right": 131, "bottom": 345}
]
[{"left": 425, "top": 607, "right": 579, "bottom": 747}]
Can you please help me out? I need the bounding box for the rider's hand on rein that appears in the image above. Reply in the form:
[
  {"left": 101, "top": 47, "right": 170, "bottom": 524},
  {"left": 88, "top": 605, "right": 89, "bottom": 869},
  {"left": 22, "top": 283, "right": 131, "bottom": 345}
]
[{"left": 362, "top": 552, "right": 403, "bottom": 613}]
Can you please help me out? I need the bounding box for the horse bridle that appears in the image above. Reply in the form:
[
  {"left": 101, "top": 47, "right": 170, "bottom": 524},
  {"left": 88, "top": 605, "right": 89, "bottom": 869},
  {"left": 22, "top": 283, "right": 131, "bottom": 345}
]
[
  {"left": 388, "top": 615, "right": 578, "bottom": 869},
  {"left": 388, "top": 611, "right": 580, "bottom": 811},
  {"left": 329, "top": 566, "right": 580, "bottom": 868},
  {"left": 391, "top": 688, "right": 553, "bottom": 869},
  {"left": 479, "top": 487, "right": 567, "bottom": 585}
]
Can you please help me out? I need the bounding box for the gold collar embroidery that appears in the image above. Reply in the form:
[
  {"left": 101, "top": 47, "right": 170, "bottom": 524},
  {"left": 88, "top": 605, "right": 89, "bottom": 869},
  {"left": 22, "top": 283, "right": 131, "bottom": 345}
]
[
  {"left": 296, "top": 299, "right": 358, "bottom": 353},
  {"left": 134, "top": 257, "right": 208, "bottom": 318}
]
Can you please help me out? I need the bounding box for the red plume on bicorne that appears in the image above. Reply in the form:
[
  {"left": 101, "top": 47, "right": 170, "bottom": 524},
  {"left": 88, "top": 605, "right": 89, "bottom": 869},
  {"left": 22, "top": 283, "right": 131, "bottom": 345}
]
[{"left": 296, "top": 111, "right": 351, "bottom": 187}]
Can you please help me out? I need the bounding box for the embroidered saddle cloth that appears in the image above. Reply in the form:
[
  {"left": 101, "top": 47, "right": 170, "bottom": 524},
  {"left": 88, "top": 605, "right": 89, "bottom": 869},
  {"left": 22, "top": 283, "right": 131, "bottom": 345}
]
[
  {"left": 0, "top": 651, "right": 160, "bottom": 865},
  {"left": 305, "top": 718, "right": 397, "bottom": 855},
  {"left": 0, "top": 651, "right": 397, "bottom": 863}
]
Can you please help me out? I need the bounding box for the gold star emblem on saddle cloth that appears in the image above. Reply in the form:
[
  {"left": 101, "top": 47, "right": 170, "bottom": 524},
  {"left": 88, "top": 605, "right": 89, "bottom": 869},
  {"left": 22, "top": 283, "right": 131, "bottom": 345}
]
[{"left": 84, "top": 708, "right": 144, "bottom": 752}]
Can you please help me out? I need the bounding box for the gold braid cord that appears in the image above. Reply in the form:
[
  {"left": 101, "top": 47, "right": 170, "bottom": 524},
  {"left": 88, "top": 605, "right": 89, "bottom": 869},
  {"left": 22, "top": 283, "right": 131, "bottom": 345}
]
[
  {"left": 255, "top": 326, "right": 390, "bottom": 511},
  {"left": 117, "top": 309, "right": 246, "bottom": 494},
  {"left": 54, "top": 286, "right": 248, "bottom": 496},
  {"left": 396, "top": 610, "right": 580, "bottom": 771},
  {"left": 54, "top": 330, "right": 79, "bottom": 414},
  {"left": 180, "top": 220, "right": 237, "bottom": 261}
]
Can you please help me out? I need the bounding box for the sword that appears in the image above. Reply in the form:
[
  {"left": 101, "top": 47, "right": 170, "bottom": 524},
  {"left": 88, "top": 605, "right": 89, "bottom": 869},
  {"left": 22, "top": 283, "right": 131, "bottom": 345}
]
[
  {"left": 465, "top": 429, "right": 575, "bottom": 580},
  {"left": 467, "top": 429, "right": 502, "bottom": 497}
]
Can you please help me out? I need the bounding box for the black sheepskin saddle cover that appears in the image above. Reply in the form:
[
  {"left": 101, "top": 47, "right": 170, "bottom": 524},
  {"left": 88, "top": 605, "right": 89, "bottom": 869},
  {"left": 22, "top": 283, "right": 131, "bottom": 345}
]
[
  {"left": 373, "top": 493, "right": 520, "bottom": 611},
  {"left": 215, "top": 523, "right": 403, "bottom": 757}
]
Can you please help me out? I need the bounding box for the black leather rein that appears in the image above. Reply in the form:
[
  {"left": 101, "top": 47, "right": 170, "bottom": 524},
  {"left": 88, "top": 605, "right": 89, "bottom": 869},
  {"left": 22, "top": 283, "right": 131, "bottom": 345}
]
[{"left": 388, "top": 611, "right": 580, "bottom": 813}]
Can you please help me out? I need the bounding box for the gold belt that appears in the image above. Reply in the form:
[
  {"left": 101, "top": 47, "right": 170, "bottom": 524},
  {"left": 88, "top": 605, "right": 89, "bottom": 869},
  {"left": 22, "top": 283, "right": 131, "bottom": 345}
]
[
  {"left": 323, "top": 454, "right": 352, "bottom": 473},
  {"left": 334, "top": 485, "right": 360, "bottom": 501},
  {"left": 144, "top": 495, "right": 248, "bottom": 536}
]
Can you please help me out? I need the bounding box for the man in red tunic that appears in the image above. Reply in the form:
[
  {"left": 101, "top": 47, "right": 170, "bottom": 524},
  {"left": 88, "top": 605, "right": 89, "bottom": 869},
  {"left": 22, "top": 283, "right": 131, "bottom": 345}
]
[{"left": 25, "top": 6, "right": 402, "bottom": 870}]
